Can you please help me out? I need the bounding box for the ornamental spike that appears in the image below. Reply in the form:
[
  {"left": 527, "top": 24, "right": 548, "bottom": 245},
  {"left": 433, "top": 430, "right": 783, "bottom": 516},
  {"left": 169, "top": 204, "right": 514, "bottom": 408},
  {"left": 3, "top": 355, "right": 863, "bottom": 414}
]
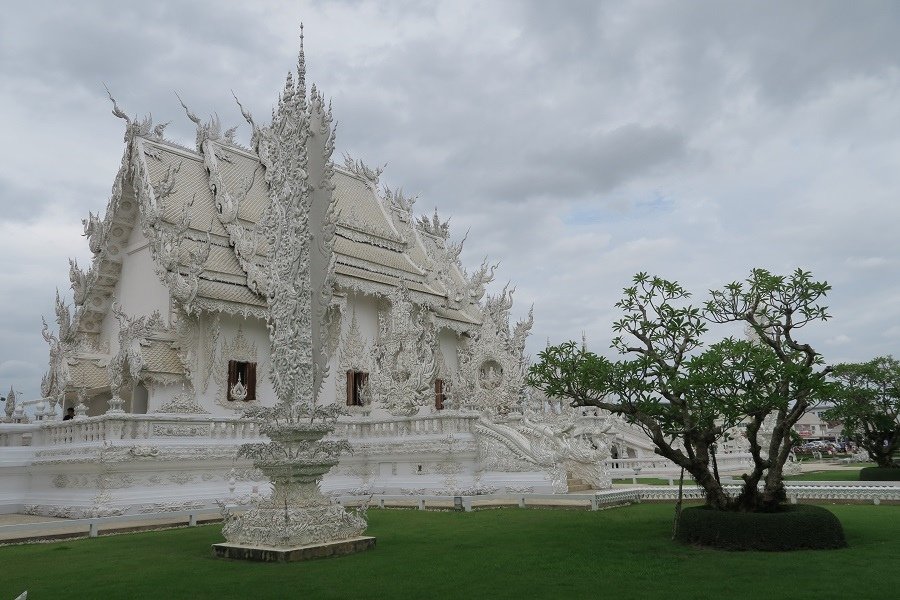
[
  {"left": 297, "top": 22, "right": 307, "bottom": 96},
  {"left": 103, "top": 83, "right": 131, "bottom": 126}
]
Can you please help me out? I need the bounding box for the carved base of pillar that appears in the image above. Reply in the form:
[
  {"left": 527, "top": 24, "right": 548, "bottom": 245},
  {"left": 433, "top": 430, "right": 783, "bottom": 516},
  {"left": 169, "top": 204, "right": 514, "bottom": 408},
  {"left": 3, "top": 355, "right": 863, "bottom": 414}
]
[
  {"left": 220, "top": 501, "right": 369, "bottom": 549},
  {"left": 212, "top": 536, "right": 376, "bottom": 562}
]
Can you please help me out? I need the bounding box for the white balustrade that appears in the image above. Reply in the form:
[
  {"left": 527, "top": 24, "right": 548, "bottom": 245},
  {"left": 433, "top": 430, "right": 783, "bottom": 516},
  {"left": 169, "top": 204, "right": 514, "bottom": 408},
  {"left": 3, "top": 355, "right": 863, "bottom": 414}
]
[
  {"left": 0, "top": 414, "right": 267, "bottom": 448},
  {"left": 336, "top": 413, "right": 478, "bottom": 440},
  {"left": 604, "top": 452, "right": 756, "bottom": 477},
  {"left": 4, "top": 412, "right": 482, "bottom": 448}
]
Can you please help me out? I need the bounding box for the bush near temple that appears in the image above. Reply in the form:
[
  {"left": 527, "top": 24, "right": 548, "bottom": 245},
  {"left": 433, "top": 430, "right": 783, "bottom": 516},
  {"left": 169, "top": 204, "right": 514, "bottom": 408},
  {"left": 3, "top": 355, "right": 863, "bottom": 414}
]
[
  {"left": 674, "top": 504, "right": 847, "bottom": 551},
  {"left": 859, "top": 466, "right": 900, "bottom": 481}
]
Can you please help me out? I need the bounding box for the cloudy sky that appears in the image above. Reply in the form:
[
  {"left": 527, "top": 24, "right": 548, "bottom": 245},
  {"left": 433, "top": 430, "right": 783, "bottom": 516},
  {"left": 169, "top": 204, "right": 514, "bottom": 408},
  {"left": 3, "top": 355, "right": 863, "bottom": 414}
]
[{"left": 2, "top": 0, "right": 899, "bottom": 400}]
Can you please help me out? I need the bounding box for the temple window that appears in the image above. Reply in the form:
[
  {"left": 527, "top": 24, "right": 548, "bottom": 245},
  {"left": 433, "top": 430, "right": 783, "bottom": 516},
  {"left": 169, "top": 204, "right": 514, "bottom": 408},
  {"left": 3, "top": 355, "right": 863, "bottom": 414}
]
[
  {"left": 228, "top": 360, "right": 257, "bottom": 401},
  {"left": 346, "top": 370, "right": 368, "bottom": 406},
  {"left": 434, "top": 378, "right": 445, "bottom": 410}
]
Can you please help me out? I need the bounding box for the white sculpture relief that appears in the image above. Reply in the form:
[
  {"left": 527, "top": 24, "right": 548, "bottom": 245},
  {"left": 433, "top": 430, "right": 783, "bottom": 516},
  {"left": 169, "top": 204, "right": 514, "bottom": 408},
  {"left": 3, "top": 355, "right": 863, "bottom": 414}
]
[
  {"left": 343, "top": 153, "right": 384, "bottom": 186},
  {"left": 82, "top": 211, "right": 106, "bottom": 256},
  {"left": 156, "top": 388, "right": 208, "bottom": 414},
  {"left": 214, "top": 326, "right": 259, "bottom": 409},
  {"left": 416, "top": 208, "right": 451, "bottom": 240},
  {"left": 150, "top": 198, "right": 212, "bottom": 315},
  {"left": 230, "top": 375, "right": 249, "bottom": 401},
  {"left": 472, "top": 414, "right": 613, "bottom": 490},
  {"left": 370, "top": 287, "right": 438, "bottom": 416},
  {"left": 128, "top": 446, "right": 161, "bottom": 458},
  {"left": 180, "top": 95, "right": 269, "bottom": 296},
  {"left": 69, "top": 258, "right": 95, "bottom": 307},
  {"left": 107, "top": 304, "right": 166, "bottom": 413},
  {"left": 153, "top": 423, "right": 210, "bottom": 437},
  {"left": 200, "top": 313, "right": 220, "bottom": 393},
  {"left": 337, "top": 309, "right": 373, "bottom": 410},
  {"left": 74, "top": 386, "right": 89, "bottom": 419}
]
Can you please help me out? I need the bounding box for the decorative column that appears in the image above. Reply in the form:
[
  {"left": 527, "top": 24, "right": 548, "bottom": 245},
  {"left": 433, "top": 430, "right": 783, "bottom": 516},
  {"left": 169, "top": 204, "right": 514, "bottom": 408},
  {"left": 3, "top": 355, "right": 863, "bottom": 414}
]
[{"left": 214, "top": 28, "right": 373, "bottom": 562}]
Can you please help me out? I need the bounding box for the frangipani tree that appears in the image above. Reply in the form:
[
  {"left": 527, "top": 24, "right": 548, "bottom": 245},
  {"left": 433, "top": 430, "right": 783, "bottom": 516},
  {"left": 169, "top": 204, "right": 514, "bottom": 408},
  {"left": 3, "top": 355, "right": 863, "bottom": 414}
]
[
  {"left": 528, "top": 269, "right": 833, "bottom": 512},
  {"left": 825, "top": 356, "right": 900, "bottom": 468}
]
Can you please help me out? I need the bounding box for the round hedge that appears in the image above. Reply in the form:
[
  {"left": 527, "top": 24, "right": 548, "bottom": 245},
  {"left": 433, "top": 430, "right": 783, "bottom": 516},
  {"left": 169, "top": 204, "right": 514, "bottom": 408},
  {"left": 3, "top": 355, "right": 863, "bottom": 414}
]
[
  {"left": 860, "top": 466, "right": 900, "bottom": 481},
  {"left": 674, "top": 504, "right": 847, "bottom": 551}
]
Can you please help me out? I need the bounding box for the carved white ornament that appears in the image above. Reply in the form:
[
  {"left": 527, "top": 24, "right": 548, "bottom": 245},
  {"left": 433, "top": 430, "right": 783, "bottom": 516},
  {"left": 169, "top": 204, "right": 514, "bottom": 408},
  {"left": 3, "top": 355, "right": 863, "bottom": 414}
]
[
  {"left": 213, "top": 326, "right": 260, "bottom": 410},
  {"left": 220, "top": 34, "right": 368, "bottom": 550},
  {"left": 370, "top": 286, "right": 438, "bottom": 416}
]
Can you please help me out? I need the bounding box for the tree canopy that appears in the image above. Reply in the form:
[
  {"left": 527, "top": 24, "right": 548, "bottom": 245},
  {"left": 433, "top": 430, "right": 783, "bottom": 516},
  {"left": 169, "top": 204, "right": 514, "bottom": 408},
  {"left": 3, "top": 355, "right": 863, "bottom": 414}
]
[
  {"left": 824, "top": 356, "right": 900, "bottom": 468},
  {"left": 528, "top": 269, "right": 833, "bottom": 511}
]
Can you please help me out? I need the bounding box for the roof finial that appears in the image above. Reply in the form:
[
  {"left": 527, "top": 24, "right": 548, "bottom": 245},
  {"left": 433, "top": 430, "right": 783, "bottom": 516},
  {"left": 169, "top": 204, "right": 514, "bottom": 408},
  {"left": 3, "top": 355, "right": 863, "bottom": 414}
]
[
  {"left": 103, "top": 83, "right": 131, "bottom": 125},
  {"left": 297, "top": 22, "right": 306, "bottom": 92}
]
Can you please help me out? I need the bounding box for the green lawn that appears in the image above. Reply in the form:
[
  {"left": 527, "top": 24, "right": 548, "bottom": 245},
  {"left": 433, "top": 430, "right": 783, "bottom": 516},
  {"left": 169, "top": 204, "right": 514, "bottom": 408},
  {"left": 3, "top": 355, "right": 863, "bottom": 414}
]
[
  {"left": 784, "top": 470, "right": 863, "bottom": 481},
  {"left": 612, "top": 477, "right": 676, "bottom": 485},
  {"left": 2, "top": 504, "right": 898, "bottom": 600}
]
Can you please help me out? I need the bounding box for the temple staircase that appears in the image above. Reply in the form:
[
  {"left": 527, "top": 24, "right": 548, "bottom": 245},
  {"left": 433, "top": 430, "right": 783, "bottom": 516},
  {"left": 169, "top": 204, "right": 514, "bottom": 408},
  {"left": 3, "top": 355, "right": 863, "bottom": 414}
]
[{"left": 566, "top": 473, "right": 592, "bottom": 492}]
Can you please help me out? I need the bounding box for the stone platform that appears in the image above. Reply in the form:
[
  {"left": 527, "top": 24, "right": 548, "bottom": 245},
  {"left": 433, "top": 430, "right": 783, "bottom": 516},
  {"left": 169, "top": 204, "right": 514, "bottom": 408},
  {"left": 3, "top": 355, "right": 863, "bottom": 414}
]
[{"left": 212, "top": 536, "right": 376, "bottom": 562}]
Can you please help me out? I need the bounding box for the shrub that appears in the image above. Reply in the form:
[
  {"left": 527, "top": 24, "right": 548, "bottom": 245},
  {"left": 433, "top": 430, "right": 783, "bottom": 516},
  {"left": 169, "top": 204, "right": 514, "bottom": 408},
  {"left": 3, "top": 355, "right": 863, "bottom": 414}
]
[
  {"left": 674, "top": 504, "right": 847, "bottom": 551},
  {"left": 859, "top": 466, "right": 900, "bottom": 481}
]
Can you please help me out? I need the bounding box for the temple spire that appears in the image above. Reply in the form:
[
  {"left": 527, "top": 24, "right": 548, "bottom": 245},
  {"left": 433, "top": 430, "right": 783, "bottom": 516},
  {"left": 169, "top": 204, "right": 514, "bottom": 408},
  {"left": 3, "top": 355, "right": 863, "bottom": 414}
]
[{"left": 297, "top": 22, "right": 306, "bottom": 97}]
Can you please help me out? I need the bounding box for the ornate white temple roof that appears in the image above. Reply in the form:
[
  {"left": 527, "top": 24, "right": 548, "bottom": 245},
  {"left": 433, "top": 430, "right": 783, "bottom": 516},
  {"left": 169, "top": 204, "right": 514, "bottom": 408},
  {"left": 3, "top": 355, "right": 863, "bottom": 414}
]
[
  {"left": 73, "top": 131, "right": 483, "bottom": 329},
  {"left": 48, "top": 39, "right": 523, "bottom": 401}
]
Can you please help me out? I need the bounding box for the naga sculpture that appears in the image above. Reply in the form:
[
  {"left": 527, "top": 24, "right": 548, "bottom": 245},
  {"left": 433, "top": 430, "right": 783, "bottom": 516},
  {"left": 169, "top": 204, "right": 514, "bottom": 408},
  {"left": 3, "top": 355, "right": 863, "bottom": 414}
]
[{"left": 473, "top": 412, "right": 614, "bottom": 491}]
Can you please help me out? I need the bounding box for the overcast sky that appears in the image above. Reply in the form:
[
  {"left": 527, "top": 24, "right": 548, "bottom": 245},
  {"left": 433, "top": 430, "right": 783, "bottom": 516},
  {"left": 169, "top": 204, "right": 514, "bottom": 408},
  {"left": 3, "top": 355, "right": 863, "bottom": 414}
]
[{"left": 2, "top": 0, "right": 899, "bottom": 401}]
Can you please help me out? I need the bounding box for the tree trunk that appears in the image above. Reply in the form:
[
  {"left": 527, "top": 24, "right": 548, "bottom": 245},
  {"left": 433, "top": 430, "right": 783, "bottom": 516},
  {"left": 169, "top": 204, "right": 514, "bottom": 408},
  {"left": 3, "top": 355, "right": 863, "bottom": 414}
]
[
  {"left": 873, "top": 447, "right": 897, "bottom": 468},
  {"left": 690, "top": 464, "right": 731, "bottom": 510}
]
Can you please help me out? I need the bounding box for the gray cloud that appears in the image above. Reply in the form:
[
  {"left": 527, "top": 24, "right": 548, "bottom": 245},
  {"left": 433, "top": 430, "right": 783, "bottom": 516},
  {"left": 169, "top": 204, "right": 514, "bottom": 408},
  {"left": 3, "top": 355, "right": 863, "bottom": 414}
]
[{"left": 2, "top": 0, "right": 899, "bottom": 400}]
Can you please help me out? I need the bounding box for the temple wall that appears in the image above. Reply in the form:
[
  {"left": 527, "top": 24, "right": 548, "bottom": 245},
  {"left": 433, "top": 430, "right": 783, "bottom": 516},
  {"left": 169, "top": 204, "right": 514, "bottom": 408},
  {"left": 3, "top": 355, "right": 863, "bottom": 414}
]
[
  {"left": 438, "top": 328, "right": 460, "bottom": 374},
  {"left": 99, "top": 226, "right": 170, "bottom": 355},
  {"left": 350, "top": 293, "right": 381, "bottom": 346},
  {"left": 190, "top": 314, "right": 275, "bottom": 417}
]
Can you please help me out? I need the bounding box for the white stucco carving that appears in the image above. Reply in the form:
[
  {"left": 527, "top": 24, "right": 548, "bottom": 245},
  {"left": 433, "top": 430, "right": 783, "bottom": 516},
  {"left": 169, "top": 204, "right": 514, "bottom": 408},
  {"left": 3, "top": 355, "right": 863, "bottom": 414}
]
[{"left": 370, "top": 287, "right": 437, "bottom": 416}]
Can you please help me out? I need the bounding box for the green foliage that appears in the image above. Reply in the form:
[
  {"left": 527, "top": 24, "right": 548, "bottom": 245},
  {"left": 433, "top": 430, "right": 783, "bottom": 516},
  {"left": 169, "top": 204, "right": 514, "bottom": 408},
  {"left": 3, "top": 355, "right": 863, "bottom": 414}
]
[
  {"left": 526, "top": 340, "right": 617, "bottom": 407},
  {"left": 825, "top": 356, "right": 900, "bottom": 468},
  {"left": 859, "top": 466, "right": 900, "bottom": 481},
  {"left": 674, "top": 504, "right": 847, "bottom": 551},
  {"left": 528, "top": 268, "right": 834, "bottom": 512}
]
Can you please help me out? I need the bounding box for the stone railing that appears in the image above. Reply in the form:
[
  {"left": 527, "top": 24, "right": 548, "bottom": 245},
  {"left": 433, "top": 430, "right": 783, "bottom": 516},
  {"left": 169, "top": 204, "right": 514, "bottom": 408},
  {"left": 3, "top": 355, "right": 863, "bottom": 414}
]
[
  {"left": 334, "top": 482, "right": 900, "bottom": 510},
  {"left": 605, "top": 453, "right": 754, "bottom": 477},
  {"left": 3, "top": 412, "right": 482, "bottom": 448},
  {"left": 334, "top": 412, "right": 478, "bottom": 440},
  {"left": 0, "top": 423, "right": 39, "bottom": 447},
  {"left": 1, "top": 415, "right": 263, "bottom": 448},
  {"left": 635, "top": 482, "right": 900, "bottom": 505}
]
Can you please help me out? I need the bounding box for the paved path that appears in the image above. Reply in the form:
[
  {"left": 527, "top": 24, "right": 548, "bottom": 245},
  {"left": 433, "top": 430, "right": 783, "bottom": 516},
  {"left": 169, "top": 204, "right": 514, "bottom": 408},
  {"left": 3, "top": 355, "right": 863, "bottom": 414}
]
[{"left": 0, "top": 512, "right": 221, "bottom": 544}]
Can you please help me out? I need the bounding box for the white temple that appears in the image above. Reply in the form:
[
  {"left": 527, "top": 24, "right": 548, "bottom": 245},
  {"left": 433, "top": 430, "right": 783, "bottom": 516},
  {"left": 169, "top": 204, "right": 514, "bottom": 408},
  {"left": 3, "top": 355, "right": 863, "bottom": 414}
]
[{"left": 0, "top": 34, "right": 677, "bottom": 519}]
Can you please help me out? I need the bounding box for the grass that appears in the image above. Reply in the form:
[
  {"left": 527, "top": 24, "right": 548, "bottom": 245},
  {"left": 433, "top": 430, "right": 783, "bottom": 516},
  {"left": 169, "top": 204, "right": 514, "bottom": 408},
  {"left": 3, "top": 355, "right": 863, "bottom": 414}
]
[
  {"left": 612, "top": 477, "right": 675, "bottom": 485},
  {"left": 783, "top": 470, "right": 864, "bottom": 481},
  {"left": 2, "top": 504, "right": 898, "bottom": 600}
]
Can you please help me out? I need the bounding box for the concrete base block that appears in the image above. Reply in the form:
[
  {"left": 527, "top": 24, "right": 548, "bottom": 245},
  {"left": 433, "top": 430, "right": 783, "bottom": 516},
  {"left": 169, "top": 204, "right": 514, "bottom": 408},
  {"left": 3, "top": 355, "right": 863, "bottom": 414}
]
[{"left": 212, "top": 536, "right": 376, "bottom": 562}]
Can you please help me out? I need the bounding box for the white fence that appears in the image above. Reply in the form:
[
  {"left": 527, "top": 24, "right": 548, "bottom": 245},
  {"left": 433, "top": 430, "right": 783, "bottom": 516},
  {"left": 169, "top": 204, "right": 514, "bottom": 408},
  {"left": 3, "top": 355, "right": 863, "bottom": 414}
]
[
  {"left": 604, "top": 453, "right": 754, "bottom": 478},
  {"left": 0, "top": 415, "right": 263, "bottom": 448}
]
